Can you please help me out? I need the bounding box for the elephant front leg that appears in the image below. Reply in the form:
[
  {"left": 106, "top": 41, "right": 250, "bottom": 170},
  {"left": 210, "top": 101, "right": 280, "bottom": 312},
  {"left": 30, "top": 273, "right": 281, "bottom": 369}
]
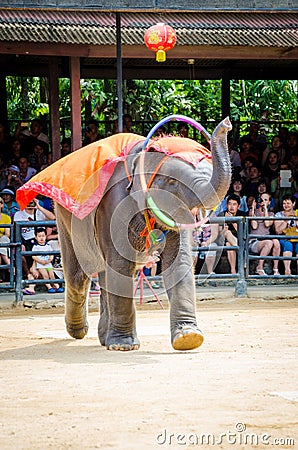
[
  {"left": 162, "top": 230, "right": 204, "bottom": 351},
  {"left": 97, "top": 272, "right": 109, "bottom": 346},
  {"left": 106, "top": 296, "right": 140, "bottom": 351},
  {"left": 103, "top": 263, "right": 140, "bottom": 351}
]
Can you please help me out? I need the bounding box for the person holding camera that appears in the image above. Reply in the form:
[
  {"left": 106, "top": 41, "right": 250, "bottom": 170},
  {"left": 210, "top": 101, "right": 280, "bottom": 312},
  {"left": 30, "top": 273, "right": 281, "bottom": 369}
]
[
  {"left": 6, "top": 165, "right": 23, "bottom": 190},
  {"left": 14, "top": 198, "right": 55, "bottom": 250},
  {"left": 248, "top": 193, "right": 281, "bottom": 276}
]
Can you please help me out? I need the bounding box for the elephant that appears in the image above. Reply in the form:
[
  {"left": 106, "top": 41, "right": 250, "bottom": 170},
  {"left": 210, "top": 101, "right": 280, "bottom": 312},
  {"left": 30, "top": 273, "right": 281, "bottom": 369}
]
[{"left": 17, "top": 117, "right": 232, "bottom": 351}]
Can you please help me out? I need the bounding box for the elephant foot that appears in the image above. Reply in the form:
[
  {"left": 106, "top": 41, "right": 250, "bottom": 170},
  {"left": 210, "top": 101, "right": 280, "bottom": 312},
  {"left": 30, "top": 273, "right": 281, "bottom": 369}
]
[
  {"left": 172, "top": 323, "right": 204, "bottom": 351},
  {"left": 66, "top": 321, "right": 89, "bottom": 339},
  {"left": 106, "top": 330, "right": 140, "bottom": 351}
]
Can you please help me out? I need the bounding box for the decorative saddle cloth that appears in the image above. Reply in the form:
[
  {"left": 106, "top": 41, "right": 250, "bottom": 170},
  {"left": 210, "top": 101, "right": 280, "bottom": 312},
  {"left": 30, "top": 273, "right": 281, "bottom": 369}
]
[{"left": 16, "top": 133, "right": 211, "bottom": 220}]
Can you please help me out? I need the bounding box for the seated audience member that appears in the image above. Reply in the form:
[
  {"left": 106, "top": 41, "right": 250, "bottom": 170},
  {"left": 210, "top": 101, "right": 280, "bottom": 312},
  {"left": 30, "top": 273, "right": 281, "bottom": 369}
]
[
  {"left": 244, "top": 164, "right": 262, "bottom": 198},
  {"left": 286, "top": 132, "right": 298, "bottom": 158},
  {"left": 123, "top": 114, "right": 133, "bottom": 133},
  {"left": 61, "top": 137, "right": 72, "bottom": 157},
  {"left": 14, "top": 198, "right": 56, "bottom": 294},
  {"left": 140, "top": 251, "right": 160, "bottom": 289},
  {"left": 261, "top": 135, "right": 287, "bottom": 168},
  {"left": 177, "top": 122, "right": 189, "bottom": 138},
  {"left": 15, "top": 118, "right": 49, "bottom": 155},
  {"left": 0, "top": 153, "right": 8, "bottom": 189},
  {"left": 239, "top": 121, "right": 267, "bottom": 158},
  {"left": 18, "top": 156, "right": 37, "bottom": 184},
  {"left": 275, "top": 194, "right": 298, "bottom": 275},
  {"left": 32, "top": 227, "right": 64, "bottom": 294},
  {"left": 215, "top": 194, "right": 246, "bottom": 274},
  {"left": 288, "top": 151, "right": 298, "bottom": 181},
  {"left": 8, "top": 138, "right": 25, "bottom": 166},
  {"left": 194, "top": 217, "right": 221, "bottom": 275},
  {"left": 239, "top": 156, "right": 257, "bottom": 183},
  {"left": 154, "top": 126, "right": 167, "bottom": 138},
  {"left": 0, "top": 186, "right": 20, "bottom": 220},
  {"left": 28, "top": 141, "right": 48, "bottom": 172},
  {"left": 255, "top": 179, "right": 275, "bottom": 211},
  {"left": 227, "top": 134, "right": 241, "bottom": 174},
  {"left": 83, "top": 119, "right": 102, "bottom": 146},
  {"left": 5, "top": 165, "right": 23, "bottom": 190},
  {"left": 40, "top": 152, "right": 53, "bottom": 171},
  {"left": 0, "top": 196, "right": 12, "bottom": 278},
  {"left": 239, "top": 137, "right": 258, "bottom": 164},
  {"left": 263, "top": 150, "right": 280, "bottom": 186},
  {"left": 14, "top": 197, "right": 55, "bottom": 251},
  {"left": 248, "top": 193, "right": 280, "bottom": 275},
  {"left": 278, "top": 126, "right": 289, "bottom": 150},
  {"left": 37, "top": 195, "right": 54, "bottom": 213},
  {"left": 271, "top": 165, "right": 297, "bottom": 212},
  {"left": 46, "top": 221, "right": 59, "bottom": 245},
  {"left": 216, "top": 176, "right": 248, "bottom": 215},
  {"left": 0, "top": 121, "right": 12, "bottom": 155}
]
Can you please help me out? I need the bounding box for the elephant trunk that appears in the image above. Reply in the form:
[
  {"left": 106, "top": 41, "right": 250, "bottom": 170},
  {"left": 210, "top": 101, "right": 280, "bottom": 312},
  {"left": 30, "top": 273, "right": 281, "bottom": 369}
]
[{"left": 197, "top": 117, "right": 232, "bottom": 209}]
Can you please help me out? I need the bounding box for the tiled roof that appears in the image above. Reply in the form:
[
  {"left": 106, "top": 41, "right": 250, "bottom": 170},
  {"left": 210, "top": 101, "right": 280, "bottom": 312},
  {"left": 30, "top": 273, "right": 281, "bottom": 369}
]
[{"left": 0, "top": 9, "right": 297, "bottom": 47}]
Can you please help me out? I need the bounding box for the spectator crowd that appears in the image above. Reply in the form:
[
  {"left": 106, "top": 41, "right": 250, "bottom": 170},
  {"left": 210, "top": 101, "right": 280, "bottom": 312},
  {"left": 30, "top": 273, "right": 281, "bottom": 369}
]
[{"left": 0, "top": 117, "right": 297, "bottom": 289}]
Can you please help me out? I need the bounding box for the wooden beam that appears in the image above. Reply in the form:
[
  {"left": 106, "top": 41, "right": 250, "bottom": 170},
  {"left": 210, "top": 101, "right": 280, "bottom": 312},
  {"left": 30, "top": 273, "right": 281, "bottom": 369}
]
[
  {"left": 69, "top": 57, "right": 82, "bottom": 151},
  {"left": 1, "top": 41, "right": 298, "bottom": 60},
  {"left": 48, "top": 58, "right": 61, "bottom": 162}
]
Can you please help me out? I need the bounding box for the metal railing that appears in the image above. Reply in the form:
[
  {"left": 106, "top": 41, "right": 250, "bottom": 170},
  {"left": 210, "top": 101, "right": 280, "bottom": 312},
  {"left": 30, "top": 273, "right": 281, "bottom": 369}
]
[
  {"left": 0, "top": 216, "right": 297, "bottom": 303},
  {"left": 246, "top": 216, "right": 298, "bottom": 280},
  {"left": 0, "top": 224, "right": 15, "bottom": 290},
  {"left": 14, "top": 220, "right": 62, "bottom": 303}
]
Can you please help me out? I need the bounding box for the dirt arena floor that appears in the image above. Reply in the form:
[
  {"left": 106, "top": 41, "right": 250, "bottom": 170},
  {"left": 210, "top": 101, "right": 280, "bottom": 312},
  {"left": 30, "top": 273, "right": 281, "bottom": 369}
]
[{"left": 0, "top": 296, "right": 297, "bottom": 450}]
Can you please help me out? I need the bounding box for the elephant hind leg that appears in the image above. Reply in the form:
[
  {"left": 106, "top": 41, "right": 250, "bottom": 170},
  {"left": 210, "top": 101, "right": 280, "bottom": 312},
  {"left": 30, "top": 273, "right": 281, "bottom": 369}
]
[
  {"left": 172, "top": 323, "right": 204, "bottom": 351},
  {"left": 97, "top": 283, "right": 109, "bottom": 346},
  {"left": 65, "top": 276, "right": 90, "bottom": 340}
]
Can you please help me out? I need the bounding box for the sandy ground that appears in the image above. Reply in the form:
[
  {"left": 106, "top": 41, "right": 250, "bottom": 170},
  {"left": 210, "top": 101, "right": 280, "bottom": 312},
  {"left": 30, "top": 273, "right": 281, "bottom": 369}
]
[{"left": 0, "top": 297, "right": 297, "bottom": 450}]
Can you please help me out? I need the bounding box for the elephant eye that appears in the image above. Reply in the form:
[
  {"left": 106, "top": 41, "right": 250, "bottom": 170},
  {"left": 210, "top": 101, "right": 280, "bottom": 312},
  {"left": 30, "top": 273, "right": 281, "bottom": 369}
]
[{"left": 166, "top": 177, "right": 178, "bottom": 186}]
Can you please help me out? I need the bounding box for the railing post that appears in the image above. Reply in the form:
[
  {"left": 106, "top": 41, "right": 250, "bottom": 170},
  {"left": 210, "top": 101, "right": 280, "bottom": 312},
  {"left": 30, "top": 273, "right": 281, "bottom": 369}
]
[
  {"left": 14, "top": 222, "right": 23, "bottom": 304},
  {"left": 235, "top": 217, "right": 247, "bottom": 297}
]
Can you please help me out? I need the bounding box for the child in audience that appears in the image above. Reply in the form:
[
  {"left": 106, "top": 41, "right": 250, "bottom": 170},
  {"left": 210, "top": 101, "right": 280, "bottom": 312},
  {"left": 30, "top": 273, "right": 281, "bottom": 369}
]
[{"left": 32, "top": 227, "right": 64, "bottom": 293}]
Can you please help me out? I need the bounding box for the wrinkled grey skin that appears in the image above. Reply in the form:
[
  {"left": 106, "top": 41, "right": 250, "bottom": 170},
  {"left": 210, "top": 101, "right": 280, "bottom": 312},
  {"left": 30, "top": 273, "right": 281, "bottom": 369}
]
[{"left": 55, "top": 117, "right": 232, "bottom": 351}]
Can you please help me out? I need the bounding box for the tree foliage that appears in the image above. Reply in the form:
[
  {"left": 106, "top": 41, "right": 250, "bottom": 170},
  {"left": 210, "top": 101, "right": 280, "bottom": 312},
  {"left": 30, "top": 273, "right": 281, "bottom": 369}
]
[{"left": 6, "top": 77, "right": 298, "bottom": 136}]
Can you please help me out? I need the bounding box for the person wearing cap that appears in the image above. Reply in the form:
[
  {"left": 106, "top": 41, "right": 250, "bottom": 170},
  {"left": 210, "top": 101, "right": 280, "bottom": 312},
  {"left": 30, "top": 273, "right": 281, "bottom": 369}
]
[
  {"left": 5, "top": 165, "right": 23, "bottom": 190},
  {"left": 15, "top": 118, "right": 49, "bottom": 156},
  {"left": 0, "top": 186, "right": 20, "bottom": 220}
]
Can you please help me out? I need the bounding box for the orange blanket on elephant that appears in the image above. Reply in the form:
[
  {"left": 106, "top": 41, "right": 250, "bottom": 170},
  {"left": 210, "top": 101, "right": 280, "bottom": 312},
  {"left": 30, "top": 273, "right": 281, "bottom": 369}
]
[{"left": 16, "top": 133, "right": 211, "bottom": 220}]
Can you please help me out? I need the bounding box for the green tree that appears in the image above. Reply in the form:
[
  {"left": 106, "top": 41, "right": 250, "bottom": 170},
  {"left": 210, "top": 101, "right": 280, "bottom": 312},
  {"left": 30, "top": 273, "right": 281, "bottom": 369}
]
[{"left": 6, "top": 77, "right": 298, "bottom": 137}]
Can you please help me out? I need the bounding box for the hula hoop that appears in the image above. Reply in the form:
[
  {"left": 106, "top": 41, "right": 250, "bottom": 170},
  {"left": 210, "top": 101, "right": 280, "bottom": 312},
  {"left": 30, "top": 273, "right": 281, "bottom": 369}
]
[
  {"left": 142, "top": 114, "right": 211, "bottom": 151},
  {"left": 140, "top": 115, "right": 211, "bottom": 230}
]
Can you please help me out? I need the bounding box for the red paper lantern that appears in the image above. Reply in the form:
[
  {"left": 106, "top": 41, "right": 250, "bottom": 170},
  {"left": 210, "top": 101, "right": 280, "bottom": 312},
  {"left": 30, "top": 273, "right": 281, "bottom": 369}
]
[{"left": 144, "top": 23, "right": 176, "bottom": 62}]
